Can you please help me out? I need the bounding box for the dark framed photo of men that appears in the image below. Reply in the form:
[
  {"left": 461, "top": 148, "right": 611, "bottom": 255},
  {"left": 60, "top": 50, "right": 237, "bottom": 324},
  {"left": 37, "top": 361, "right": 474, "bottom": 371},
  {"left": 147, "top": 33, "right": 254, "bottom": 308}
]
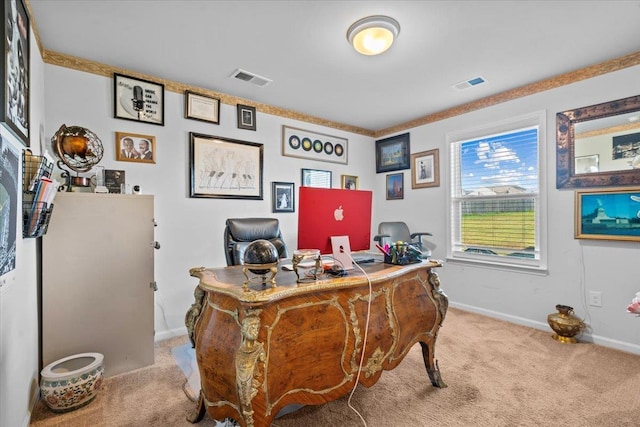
[
  {"left": 115, "top": 132, "right": 156, "bottom": 164},
  {"left": 114, "top": 73, "right": 164, "bottom": 126},
  {"left": 2, "top": 0, "right": 30, "bottom": 146}
]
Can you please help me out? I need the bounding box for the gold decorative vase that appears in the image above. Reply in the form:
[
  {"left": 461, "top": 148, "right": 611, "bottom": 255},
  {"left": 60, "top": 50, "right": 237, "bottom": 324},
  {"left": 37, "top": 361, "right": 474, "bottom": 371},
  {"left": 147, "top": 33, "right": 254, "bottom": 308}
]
[{"left": 547, "top": 304, "right": 584, "bottom": 343}]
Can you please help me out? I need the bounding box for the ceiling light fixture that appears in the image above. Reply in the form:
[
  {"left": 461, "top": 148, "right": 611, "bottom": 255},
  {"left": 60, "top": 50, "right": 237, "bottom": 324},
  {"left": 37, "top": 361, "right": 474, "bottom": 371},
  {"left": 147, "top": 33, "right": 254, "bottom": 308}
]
[{"left": 347, "top": 15, "right": 400, "bottom": 56}]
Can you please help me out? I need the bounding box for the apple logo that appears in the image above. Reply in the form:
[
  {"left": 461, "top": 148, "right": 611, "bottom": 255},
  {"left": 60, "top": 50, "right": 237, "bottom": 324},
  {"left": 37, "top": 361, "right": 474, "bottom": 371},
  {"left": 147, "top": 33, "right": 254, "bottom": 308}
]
[{"left": 334, "top": 205, "right": 344, "bottom": 221}]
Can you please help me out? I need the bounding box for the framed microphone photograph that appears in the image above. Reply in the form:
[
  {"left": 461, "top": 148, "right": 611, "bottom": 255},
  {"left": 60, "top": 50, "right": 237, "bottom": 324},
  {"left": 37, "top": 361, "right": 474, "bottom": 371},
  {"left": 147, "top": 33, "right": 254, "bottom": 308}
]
[{"left": 113, "top": 73, "right": 165, "bottom": 126}]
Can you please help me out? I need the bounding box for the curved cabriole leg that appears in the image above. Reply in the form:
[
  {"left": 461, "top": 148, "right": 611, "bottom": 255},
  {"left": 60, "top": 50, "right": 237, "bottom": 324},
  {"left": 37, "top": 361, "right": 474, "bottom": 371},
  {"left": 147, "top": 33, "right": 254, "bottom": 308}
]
[
  {"left": 187, "top": 391, "right": 206, "bottom": 423},
  {"left": 419, "top": 341, "right": 447, "bottom": 388}
]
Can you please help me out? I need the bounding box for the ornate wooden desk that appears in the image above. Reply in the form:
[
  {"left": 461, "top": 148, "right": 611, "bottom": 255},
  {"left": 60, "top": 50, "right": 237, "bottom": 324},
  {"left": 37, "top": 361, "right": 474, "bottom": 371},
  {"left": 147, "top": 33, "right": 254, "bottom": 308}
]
[{"left": 185, "top": 260, "right": 448, "bottom": 427}]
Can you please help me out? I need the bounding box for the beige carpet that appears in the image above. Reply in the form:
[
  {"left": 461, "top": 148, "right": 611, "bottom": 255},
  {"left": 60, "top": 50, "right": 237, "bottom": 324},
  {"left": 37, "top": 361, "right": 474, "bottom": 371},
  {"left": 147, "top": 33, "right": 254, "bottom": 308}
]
[{"left": 30, "top": 308, "right": 640, "bottom": 427}]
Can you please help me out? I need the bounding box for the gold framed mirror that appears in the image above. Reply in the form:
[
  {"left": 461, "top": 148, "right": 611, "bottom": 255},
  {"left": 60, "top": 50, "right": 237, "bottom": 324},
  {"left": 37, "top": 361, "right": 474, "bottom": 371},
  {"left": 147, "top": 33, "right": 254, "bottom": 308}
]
[{"left": 556, "top": 94, "right": 640, "bottom": 188}]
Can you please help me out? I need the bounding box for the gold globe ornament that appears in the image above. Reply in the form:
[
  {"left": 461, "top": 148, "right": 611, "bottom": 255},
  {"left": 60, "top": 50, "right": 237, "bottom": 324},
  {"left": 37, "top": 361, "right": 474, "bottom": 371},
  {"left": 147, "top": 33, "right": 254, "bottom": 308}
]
[{"left": 51, "top": 124, "right": 104, "bottom": 191}]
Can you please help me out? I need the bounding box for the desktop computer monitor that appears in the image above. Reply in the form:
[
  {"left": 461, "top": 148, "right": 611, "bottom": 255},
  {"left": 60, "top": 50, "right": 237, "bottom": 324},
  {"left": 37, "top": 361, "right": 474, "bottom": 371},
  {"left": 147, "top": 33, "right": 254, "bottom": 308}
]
[{"left": 297, "top": 186, "right": 372, "bottom": 254}]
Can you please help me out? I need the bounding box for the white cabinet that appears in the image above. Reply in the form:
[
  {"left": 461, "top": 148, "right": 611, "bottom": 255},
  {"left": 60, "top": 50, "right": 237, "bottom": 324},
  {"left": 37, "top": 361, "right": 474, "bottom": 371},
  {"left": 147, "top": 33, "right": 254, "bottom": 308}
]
[{"left": 42, "top": 192, "right": 155, "bottom": 377}]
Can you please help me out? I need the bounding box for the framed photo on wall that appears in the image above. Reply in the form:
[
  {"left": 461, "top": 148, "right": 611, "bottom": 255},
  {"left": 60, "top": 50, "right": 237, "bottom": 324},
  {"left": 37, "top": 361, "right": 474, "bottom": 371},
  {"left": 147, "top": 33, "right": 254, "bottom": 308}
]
[
  {"left": 376, "top": 133, "right": 410, "bottom": 173},
  {"left": 185, "top": 90, "right": 220, "bottom": 124},
  {"left": 386, "top": 173, "right": 404, "bottom": 200},
  {"left": 237, "top": 104, "right": 256, "bottom": 131},
  {"left": 272, "top": 181, "right": 295, "bottom": 213},
  {"left": 1, "top": 0, "right": 30, "bottom": 146},
  {"left": 114, "top": 73, "right": 164, "bottom": 126},
  {"left": 115, "top": 132, "right": 156, "bottom": 163},
  {"left": 189, "top": 132, "right": 263, "bottom": 199},
  {"left": 411, "top": 149, "right": 440, "bottom": 189},
  {"left": 575, "top": 187, "right": 640, "bottom": 242},
  {"left": 341, "top": 174, "right": 358, "bottom": 190}
]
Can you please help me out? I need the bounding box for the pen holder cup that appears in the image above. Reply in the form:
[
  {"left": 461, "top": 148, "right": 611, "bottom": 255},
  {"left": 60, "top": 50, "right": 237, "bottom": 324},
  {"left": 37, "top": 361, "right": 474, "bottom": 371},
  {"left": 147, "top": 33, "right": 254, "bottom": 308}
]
[{"left": 383, "top": 243, "right": 423, "bottom": 265}]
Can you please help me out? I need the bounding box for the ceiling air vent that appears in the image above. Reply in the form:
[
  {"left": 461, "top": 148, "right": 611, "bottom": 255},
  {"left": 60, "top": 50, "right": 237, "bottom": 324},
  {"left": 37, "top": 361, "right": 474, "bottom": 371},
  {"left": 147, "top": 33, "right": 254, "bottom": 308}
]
[
  {"left": 453, "top": 76, "right": 486, "bottom": 91},
  {"left": 230, "top": 68, "right": 272, "bottom": 87}
]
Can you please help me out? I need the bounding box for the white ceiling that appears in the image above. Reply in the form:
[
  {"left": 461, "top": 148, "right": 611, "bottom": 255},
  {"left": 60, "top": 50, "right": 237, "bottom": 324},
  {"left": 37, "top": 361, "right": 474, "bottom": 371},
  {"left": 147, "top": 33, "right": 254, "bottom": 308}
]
[{"left": 29, "top": 0, "right": 640, "bottom": 133}]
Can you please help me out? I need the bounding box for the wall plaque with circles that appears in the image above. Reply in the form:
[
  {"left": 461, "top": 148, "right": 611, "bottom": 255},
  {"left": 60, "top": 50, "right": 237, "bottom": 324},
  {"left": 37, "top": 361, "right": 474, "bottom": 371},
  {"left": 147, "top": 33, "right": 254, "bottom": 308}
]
[{"left": 282, "top": 125, "right": 348, "bottom": 165}]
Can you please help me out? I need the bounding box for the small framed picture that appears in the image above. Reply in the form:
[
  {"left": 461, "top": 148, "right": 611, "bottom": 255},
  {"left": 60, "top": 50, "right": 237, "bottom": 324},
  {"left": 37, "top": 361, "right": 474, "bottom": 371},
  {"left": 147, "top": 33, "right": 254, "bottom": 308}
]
[
  {"left": 301, "top": 168, "right": 332, "bottom": 188},
  {"left": 237, "top": 104, "right": 256, "bottom": 131},
  {"left": 575, "top": 186, "right": 640, "bottom": 241},
  {"left": 341, "top": 174, "right": 358, "bottom": 190},
  {"left": 114, "top": 73, "right": 164, "bottom": 126},
  {"left": 376, "top": 132, "right": 410, "bottom": 173},
  {"left": 1, "top": 0, "right": 30, "bottom": 146},
  {"left": 386, "top": 173, "right": 404, "bottom": 200},
  {"left": 272, "top": 181, "right": 295, "bottom": 213},
  {"left": 115, "top": 132, "right": 156, "bottom": 163},
  {"left": 411, "top": 149, "right": 440, "bottom": 189},
  {"left": 185, "top": 90, "right": 220, "bottom": 124}
]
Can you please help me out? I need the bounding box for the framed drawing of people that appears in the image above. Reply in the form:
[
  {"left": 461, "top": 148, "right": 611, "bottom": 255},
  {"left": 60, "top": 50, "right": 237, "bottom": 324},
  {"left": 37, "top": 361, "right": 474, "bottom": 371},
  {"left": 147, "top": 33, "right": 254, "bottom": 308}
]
[
  {"left": 189, "top": 132, "right": 263, "bottom": 199},
  {"left": 1, "top": 0, "right": 30, "bottom": 146}
]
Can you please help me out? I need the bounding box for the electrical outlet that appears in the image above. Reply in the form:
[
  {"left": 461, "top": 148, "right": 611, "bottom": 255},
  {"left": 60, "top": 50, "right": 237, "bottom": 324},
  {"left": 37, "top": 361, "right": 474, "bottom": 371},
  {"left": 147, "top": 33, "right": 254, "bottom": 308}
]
[{"left": 589, "top": 291, "right": 602, "bottom": 307}]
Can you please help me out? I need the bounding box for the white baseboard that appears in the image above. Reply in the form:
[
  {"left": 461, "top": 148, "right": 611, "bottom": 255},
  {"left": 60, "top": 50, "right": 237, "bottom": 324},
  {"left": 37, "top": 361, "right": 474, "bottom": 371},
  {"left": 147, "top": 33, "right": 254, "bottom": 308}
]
[
  {"left": 450, "top": 302, "right": 640, "bottom": 356},
  {"left": 154, "top": 326, "right": 188, "bottom": 342}
]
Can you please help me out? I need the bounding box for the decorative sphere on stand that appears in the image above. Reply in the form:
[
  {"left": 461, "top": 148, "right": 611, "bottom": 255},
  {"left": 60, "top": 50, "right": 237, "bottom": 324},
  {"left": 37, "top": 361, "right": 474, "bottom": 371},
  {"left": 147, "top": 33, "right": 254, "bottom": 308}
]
[{"left": 242, "top": 240, "right": 279, "bottom": 289}]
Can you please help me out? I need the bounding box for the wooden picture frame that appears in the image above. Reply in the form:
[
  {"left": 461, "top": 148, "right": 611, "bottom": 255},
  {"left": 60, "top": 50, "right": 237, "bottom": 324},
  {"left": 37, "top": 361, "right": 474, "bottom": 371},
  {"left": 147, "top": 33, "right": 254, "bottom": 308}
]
[
  {"left": 341, "top": 174, "right": 358, "bottom": 190},
  {"left": 272, "top": 181, "right": 295, "bottom": 213},
  {"left": 376, "top": 133, "right": 410, "bottom": 173},
  {"left": 386, "top": 173, "right": 404, "bottom": 200},
  {"left": 301, "top": 168, "right": 332, "bottom": 188},
  {"left": 189, "top": 132, "right": 263, "bottom": 199},
  {"left": 575, "top": 187, "right": 640, "bottom": 241},
  {"left": 411, "top": 149, "right": 440, "bottom": 189},
  {"left": 185, "top": 90, "right": 220, "bottom": 124},
  {"left": 237, "top": 104, "right": 256, "bottom": 130},
  {"left": 282, "top": 125, "right": 348, "bottom": 165},
  {"left": 2, "top": 0, "right": 30, "bottom": 146},
  {"left": 114, "top": 73, "right": 164, "bottom": 126},
  {"left": 115, "top": 132, "right": 156, "bottom": 163}
]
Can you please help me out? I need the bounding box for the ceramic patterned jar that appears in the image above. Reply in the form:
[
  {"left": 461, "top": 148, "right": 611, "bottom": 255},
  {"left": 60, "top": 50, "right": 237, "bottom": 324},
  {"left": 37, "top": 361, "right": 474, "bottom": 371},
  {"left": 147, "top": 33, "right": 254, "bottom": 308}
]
[{"left": 40, "top": 353, "right": 104, "bottom": 413}]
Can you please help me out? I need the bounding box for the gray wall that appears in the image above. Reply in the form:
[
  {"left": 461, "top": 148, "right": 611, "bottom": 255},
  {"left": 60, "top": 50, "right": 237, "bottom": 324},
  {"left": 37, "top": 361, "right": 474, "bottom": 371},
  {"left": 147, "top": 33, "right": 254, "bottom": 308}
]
[{"left": 2, "top": 52, "right": 640, "bottom": 426}]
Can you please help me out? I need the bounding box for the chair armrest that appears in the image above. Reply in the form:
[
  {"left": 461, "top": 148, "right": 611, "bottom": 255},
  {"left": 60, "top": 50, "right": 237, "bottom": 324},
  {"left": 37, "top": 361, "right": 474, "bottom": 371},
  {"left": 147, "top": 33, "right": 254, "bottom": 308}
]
[
  {"left": 410, "top": 232, "right": 433, "bottom": 239},
  {"left": 373, "top": 234, "right": 391, "bottom": 243}
]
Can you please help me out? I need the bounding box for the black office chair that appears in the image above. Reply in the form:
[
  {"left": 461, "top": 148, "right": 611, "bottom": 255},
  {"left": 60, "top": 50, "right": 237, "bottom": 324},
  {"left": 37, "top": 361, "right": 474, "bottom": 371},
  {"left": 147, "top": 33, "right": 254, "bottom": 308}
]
[
  {"left": 224, "top": 218, "right": 289, "bottom": 266},
  {"left": 373, "top": 221, "right": 433, "bottom": 258}
]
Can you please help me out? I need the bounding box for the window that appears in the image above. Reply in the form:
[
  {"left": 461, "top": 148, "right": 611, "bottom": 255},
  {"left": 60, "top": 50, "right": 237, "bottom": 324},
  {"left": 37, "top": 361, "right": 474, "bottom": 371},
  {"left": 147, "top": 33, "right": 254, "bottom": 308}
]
[{"left": 447, "top": 111, "right": 546, "bottom": 270}]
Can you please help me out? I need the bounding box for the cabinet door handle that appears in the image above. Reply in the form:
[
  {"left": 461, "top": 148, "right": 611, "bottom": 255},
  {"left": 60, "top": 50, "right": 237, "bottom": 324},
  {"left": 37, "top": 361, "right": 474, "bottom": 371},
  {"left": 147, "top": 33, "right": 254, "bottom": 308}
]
[{"left": 152, "top": 241, "right": 161, "bottom": 249}]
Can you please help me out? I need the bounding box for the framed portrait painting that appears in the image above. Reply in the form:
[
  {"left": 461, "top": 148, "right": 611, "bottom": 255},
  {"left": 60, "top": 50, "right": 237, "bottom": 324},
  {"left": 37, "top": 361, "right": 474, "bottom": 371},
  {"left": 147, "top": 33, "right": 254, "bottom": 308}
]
[
  {"left": 575, "top": 187, "right": 640, "bottom": 242},
  {"left": 411, "top": 149, "right": 440, "bottom": 189},
  {"left": 386, "top": 173, "right": 404, "bottom": 200},
  {"left": 376, "top": 133, "right": 410, "bottom": 173},
  {"left": 114, "top": 73, "right": 164, "bottom": 126},
  {"left": 272, "top": 181, "right": 295, "bottom": 213},
  {"left": 237, "top": 104, "right": 256, "bottom": 131},
  {"left": 1, "top": 0, "right": 30, "bottom": 146},
  {"left": 115, "top": 132, "right": 156, "bottom": 163},
  {"left": 189, "top": 132, "right": 263, "bottom": 199}
]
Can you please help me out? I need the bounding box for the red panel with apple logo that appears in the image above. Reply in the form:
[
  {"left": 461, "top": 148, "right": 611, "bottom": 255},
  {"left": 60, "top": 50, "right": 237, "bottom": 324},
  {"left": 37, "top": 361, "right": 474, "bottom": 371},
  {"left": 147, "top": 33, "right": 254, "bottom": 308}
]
[{"left": 297, "top": 186, "right": 372, "bottom": 254}]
